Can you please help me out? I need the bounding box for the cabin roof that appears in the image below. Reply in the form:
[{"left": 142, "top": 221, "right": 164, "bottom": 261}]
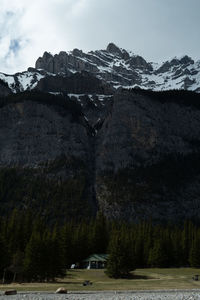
[{"left": 83, "top": 254, "right": 108, "bottom": 262}]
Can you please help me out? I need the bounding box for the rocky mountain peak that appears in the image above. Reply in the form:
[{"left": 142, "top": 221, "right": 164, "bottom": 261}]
[
  {"left": 0, "top": 44, "right": 200, "bottom": 94},
  {"left": 72, "top": 48, "right": 83, "bottom": 57},
  {"left": 179, "top": 55, "right": 194, "bottom": 65},
  {"left": 169, "top": 55, "right": 194, "bottom": 67},
  {"left": 34, "top": 44, "right": 200, "bottom": 92},
  {"left": 43, "top": 51, "right": 53, "bottom": 59},
  {"left": 106, "top": 43, "right": 130, "bottom": 60},
  {"left": 106, "top": 42, "right": 122, "bottom": 56}
]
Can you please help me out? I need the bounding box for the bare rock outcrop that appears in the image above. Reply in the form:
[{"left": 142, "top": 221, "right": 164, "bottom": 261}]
[{"left": 95, "top": 89, "right": 200, "bottom": 222}]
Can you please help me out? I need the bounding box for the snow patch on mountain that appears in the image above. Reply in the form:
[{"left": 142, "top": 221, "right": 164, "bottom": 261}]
[
  {"left": 0, "top": 70, "right": 46, "bottom": 93},
  {"left": 0, "top": 43, "right": 200, "bottom": 94},
  {"left": 18, "top": 72, "right": 45, "bottom": 91},
  {"left": 34, "top": 43, "right": 200, "bottom": 92},
  {"left": 0, "top": 73, "right": 15, "bottom": 89}
]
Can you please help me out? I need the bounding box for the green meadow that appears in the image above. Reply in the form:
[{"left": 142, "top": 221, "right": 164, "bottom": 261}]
[{"left": 1, "top": 268, "right": 200, "bottom": 292}]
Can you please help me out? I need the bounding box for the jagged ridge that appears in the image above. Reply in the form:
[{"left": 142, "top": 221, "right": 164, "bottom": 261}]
[
  {"left": 0, "top": 43, "right": 200, "bottom": 94},
  {"left": 35, "top": 43, "right": 200, "bottom": 92}
]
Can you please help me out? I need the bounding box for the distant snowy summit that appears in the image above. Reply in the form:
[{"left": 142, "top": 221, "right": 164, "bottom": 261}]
[
  {"left": 1, "top": 42, "right": 200, "bottom": 93},
  {"left": 34, "top": 43, "right": 200, "bottom": 92}
]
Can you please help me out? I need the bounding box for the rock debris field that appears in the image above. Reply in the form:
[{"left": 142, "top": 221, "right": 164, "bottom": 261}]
[{"left": 1, "top": 291, "right": 200, "bottom": 300}]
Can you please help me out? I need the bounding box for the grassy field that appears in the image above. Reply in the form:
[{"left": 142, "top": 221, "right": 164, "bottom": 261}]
[{"left": 1, "top": 268, "right": 200, "bottom": 292}]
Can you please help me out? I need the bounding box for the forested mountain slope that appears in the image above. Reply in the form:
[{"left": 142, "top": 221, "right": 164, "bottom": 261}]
[{"left": 0, "top": 88, "right": 200, "bottom": 223}]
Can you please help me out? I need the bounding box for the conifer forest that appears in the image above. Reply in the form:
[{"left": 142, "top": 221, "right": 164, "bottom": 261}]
[{"left": 0, "top": 210, "right": 200, "bottom": 281}]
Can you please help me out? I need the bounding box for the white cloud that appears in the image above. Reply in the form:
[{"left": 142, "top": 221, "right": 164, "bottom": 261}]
[
  {"left": 0, "top": 0, "right": 199, "bottom": 74},
  {"left": 0, "top": 0, "right": 88, "bottom": 73}
]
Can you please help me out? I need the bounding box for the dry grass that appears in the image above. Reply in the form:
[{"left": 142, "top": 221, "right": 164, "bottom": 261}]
[{"left": 1, "top": 268, "right": 200, "bottom": 292}]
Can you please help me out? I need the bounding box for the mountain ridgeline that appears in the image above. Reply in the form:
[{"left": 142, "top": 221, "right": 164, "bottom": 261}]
[
  {"left": 0, "top": 43, "right": 200, "bottom": 223},
  {"left": 0, "top": 43, "right": 200, "bottom": 94}
]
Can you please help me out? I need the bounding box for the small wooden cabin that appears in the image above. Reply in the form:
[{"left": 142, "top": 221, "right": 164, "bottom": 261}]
[{"left": 83, "top": 254, "right": 108, "bottom": 269}]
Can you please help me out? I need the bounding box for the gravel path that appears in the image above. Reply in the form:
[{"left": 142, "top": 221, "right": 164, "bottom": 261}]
[{"left": 1, "top": 291, "right": 200, "bottom": 300}]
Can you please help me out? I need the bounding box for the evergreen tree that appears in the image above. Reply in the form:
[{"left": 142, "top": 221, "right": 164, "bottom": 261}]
[
  {"left": 45, "top": 227, "right": 66, "bottom": 281},
  {"left": 60, "top": 223, "right": 74, "bottom": 267},
  {"left": 24, "top": 231, "right": 46, "bottom": 281},
  {"left": 10, "top": 251, "right": 25, "bottom": 282},
  {"left": 148, "top": 239, "right": 169, "bottom": 268},
  {"left": 106, "top": 231, "right": 134, "bottom": 278},
  {"left": 143, "top": 221, "right": 153, "bottom": 266},
  {"left": 181, "top": 221, "right": 190, "bottom": 266},
  {"left": 135, "top": 237, "right": 144, "bottom": 268},
  {"left": 171, "top": 228, "right": 182, "bottom": 267},
  {"left": 0, "top": 236, "right": 10, "bottom": 277},
  {"left": 189, "top": 231, "right": 200, "bottom": 267},
  {"left": 72, "top": 223, "right": 91, "bottom": 263},
  {"left": 91, "top": 212, "right": 108, "bottom": 254}
]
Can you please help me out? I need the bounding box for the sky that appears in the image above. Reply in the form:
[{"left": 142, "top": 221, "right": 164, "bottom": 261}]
[{"left": 0, "top": 0, "right": 199, "bottom": 74}]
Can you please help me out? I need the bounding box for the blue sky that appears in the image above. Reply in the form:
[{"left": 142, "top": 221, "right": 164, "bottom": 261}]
[{"left": 0, "top": 0, "right": 199, "bottom": 74}]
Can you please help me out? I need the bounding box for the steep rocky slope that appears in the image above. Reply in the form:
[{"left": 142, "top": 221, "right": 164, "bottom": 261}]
[
  {"left": 96, "top": 89, "right": 200, "bottom": 222},
  {"left": 0, "top": 89, "right": 200, "bottom": 222},
  {"left": 0, "top": 92, "right": 97, "bottom": 220}
]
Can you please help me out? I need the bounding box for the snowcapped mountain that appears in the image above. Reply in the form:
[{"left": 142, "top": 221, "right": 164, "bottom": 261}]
[
  {"left": 1, "top": 44, "right": 200, "bottom": 222},
  {"left": 34, "top": 43, "right": 200, "bottom": 92},
  {"left": 0, "top": 69, "right": 48, "bottom": 94},
  {"left": 0, "top": 43, "right": 200, "bottom": 94}
]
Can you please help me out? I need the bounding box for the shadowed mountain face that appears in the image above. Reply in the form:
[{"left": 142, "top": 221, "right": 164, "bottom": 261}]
[
  {"left": 96, "top": 90, "right": 200, "bottom": 222},
  {"left": 0, "top": 88, "right": 200, "bottom": 223}
]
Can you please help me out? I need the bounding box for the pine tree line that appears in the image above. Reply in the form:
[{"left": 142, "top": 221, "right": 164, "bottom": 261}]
[{"left": 0, "top": 209, "right": 200, "bottom": 281}]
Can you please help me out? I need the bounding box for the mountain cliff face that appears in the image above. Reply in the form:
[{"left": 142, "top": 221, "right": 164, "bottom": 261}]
[
  {"left": 0, "top": 88, "right": 200, "bottom": 222},
  {"left": 0, "top": 43, "right": 200, "bottom": 222},
  {"left": 0, "top": 92, "right": 98, "bottom": 220},
  {"left": 96, "top": 89, "right": 200, "bottom": 222}
]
